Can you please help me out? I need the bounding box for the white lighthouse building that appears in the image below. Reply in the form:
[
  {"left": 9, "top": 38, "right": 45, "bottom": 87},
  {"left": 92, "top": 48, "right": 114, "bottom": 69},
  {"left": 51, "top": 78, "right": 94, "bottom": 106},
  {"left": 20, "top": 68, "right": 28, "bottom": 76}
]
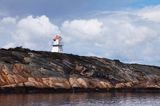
[{"left": 51, "top": 35, "right": 63, "bottom": 53}]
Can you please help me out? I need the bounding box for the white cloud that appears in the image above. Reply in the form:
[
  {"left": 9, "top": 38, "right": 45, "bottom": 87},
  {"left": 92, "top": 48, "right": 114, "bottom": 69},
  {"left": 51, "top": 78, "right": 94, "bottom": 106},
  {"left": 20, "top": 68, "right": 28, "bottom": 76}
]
[
  {"left": 17, "top": 15, "right": 60, "bottom": 37},
  {"left": 138, "top": 5, "right": 160, "bottom": 23},
  {"left": 0, "top": 5, "right": 160, "bottom": 66},
  {"left": 60, "top": 5, "right": 160, "bottom": 66},
  {"left": 1, "top": 15, "right": 60, "bottom": 50},
  {"left": 1, "top": 17, "right": 16, "bottom": 24},
  {"left": 3, "top": 42, "right": 16, "bottom": 49},
  {"left": 61, "top": 19, "right": 103, "bottom": 40}
]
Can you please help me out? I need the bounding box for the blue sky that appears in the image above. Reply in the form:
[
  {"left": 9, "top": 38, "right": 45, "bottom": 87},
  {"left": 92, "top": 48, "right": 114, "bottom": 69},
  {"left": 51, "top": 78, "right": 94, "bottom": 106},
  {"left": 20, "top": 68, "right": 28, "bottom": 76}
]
[
  {"left": 0, "top": 0, "right": 160, "bottom": 19},
  {"left": 0, "top": 0, "right": 160, "bottom": 66}
]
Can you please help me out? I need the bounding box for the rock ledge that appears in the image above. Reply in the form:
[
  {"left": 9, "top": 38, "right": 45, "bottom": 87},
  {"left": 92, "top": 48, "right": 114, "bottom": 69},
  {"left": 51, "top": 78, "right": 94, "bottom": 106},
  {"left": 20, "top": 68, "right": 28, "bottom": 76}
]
[{"left": 0, "top": 47, "right": 160, "bottom": 93}]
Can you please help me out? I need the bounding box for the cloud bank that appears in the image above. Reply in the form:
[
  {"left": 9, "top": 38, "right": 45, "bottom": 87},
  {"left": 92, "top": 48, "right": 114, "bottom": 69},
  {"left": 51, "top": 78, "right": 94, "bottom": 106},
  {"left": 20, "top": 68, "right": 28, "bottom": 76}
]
[
  {"left": 0, "top": 5, "right": 160, "bottom": 66},
  {"left": 1, "top": 15, "right": 60, "bottom": 50}
]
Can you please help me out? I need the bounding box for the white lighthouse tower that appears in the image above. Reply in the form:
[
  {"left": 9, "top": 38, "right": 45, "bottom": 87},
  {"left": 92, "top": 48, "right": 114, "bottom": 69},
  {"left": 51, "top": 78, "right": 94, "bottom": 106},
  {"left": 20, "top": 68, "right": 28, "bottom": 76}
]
[{"left": 51, "top": 35, "right": 63, "bottom": 53}]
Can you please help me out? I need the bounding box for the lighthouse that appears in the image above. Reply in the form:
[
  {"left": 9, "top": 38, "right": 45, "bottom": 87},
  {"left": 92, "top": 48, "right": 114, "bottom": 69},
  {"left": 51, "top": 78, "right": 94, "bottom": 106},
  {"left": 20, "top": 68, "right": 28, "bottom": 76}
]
[{"left": 51, "top": 35, "right": 63, "bottom": 53}]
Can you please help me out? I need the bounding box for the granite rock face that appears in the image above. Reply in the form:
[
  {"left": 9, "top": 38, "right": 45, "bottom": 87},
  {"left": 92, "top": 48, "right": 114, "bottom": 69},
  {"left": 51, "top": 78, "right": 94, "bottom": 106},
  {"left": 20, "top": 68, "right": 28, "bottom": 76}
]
[{"left": 0, "top": 47, "right": 160, "bottom": 92}]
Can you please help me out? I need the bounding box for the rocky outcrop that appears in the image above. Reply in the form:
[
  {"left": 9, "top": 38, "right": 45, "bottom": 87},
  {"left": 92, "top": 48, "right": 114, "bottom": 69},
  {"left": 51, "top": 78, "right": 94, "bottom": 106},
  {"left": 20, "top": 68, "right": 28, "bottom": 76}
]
[{"left": 0, "top": 47, "right": 160, "bottom": 93}]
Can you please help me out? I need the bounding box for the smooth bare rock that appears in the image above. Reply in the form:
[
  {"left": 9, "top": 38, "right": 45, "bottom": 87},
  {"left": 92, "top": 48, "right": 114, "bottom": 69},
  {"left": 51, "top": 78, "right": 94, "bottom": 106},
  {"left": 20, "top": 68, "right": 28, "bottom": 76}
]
[
  {"left": 76, "top": 78, "right": 88, "bottom": 88},
  {"left": 0, "top": 47, "right": 159, "bottom": 92},
  {"left": 69, "top": 77, "right": 80, "bottom": 88}
]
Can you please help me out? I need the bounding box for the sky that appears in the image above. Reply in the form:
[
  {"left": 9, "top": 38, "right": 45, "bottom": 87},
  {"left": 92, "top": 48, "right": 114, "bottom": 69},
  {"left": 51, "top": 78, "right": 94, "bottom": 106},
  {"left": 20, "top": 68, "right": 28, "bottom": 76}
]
[{"left": 0, "top": 0, "right": 160, "bottom": 66}]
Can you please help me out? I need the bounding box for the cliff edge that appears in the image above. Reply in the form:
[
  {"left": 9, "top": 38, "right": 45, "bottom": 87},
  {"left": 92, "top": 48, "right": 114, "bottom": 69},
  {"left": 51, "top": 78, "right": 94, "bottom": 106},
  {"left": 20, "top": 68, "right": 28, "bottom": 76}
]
[{"left": 0, "top": 47, "right": 160, "bottom": 93}]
